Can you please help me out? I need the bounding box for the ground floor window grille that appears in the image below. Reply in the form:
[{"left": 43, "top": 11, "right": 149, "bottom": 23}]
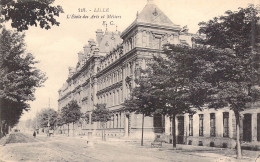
[
  {"left": 210, "top": 113, "right": 216, "bottom": 137},
  {"left": 189, "top": 115, "right": 193, "bottom": 136},
  {"left": 199, "top": 114, "right": 204, "bottom": 136}
]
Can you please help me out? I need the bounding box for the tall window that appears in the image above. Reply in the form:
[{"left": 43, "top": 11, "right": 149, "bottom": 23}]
[
  {"left": 189, "top": 115, "right": 193, "bottom": 136},
  {"left": 210, "top": 113, "right": 216, "bottom": 137},
  {"left": 142, "top": 31, "right": 147, "bottom": 47},
  {"left": 153, "top": 37, "right": 161, "bottom": 49},
  {"left": 199, "top": 114, "right": 204, "bottom": 136},
  {"left": 116, "top": 114, "right": 119, "bottom": 128},
  {"left": 223, "top": 112, "right": 229, "bottom": 137},
  {"left": 112, "top": 114, "right": 115, "bottom": 128}
]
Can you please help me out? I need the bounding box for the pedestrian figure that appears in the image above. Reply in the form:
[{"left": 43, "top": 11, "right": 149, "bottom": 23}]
[{"left": 33, "top": 131, "right": 36, "bottom": 138}]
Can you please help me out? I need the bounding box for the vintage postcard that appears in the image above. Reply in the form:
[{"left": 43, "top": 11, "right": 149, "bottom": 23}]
[{"left": 0, "top": 0, "right": 260, "bottom": 161}]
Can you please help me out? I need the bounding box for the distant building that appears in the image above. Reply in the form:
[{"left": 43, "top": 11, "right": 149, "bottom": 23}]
[{"left": 58, "top": 0, "right": 260, "bottom": 148}]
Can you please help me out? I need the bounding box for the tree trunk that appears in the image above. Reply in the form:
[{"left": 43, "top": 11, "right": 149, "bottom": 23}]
[
  {"left": 68, "top": 124, "right": 69, "bottom": 136},
  {"left": 234, "top": 111, "right": 242, "bottom": 159},
  {"left": 103, "top": 122, "right": 106, "bottom": 141},
  {"left": 0, "top": 100, "right": 3, "bottom": 138},
  {"left": 172, "top": 114, "right": 176, "bottom": 148},
  {"left": 73, "top": 122, "right": 74, "bottom": 136},
  {"left": 141, "top": 113, "right": 144, "bottom": 146},
  {"left": 0, "top": 108, "right": 2, "bottom": 138},
  {"left": 0, "top": 120, "right": 2, "bottom": 138}
]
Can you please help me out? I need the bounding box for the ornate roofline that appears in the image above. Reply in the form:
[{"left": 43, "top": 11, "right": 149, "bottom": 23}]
[{"left": 121, "top": 21, "right": 181, "bottom": 39}]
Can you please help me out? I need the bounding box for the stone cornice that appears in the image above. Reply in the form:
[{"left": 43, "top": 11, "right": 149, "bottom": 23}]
[
  {"left": 121, "top": 21, "right": 181, "bottom": 39},
  {"left": 58, "top": 91, "right": 72, "bottom": 102},
  {"left": 96, "top": 81, "right": 122, "bottom": 96},
  {"left": 96, "top": 47, "right": 163, "bottom": 78}
]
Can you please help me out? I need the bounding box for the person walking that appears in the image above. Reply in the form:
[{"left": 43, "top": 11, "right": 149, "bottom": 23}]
[{"left": 33, "top": 131, "right": 36, "bottom": 138}]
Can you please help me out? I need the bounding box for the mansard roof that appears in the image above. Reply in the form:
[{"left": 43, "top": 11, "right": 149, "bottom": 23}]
[
  {"left": 121, "top": 0, "right": 181, "bottom": 38},
  {"left": 99, "top": 31, "right": 122, "bottom": 54},
  {"left": 137, "top": 0, "right": 175, "bottom": 26}
]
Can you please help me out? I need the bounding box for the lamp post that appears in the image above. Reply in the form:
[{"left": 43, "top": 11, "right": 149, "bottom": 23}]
[{"left": 47, "top": 114, "right": 50, "bottom": 136}]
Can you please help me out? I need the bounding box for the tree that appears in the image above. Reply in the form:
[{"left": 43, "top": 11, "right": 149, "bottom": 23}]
[
  {"left": 0, "top": 28, "right": 46, "bottom": 136},
  {"left": 36, "top": 108, "right": 58, "bottom": 129},
  {"left": 55, "top": 112, "right": 64, "bottom": 134},
  {"left": 56, "top": 113, "right": 64, "bottom": 127},
  {"left": 80, "top": 112, "right": 89, "bottom": 127},
  {"left": 0, "top": 0, "right": 63, "bottom": 31},
  {"left": 195, "top": 5, "right": 260, "bottom": 159},
  {"left": 91, "top": 104, "right": 111, "bottom": 141},
  {"left": 145, "top": 44, "right": 210, "bottom": 148},
  {"left": 61, "top": 100, "right": 81, "bottom": 136},
  {"left": 123, "top": 69, "right": 157, "bottom": 146}
]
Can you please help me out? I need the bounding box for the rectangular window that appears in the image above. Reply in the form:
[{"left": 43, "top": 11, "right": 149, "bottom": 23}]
[
  {"left": 199, "top": 114, "right": 204, "bottom": 136},
  {"left": 153, "top": 37, "right": 161, "bottom": 49},
  {"left": 112, "top": 114, "right": 114, "bottom": 128},
  {"left": 223, "top": 112, "right": 229, "bottom": 137},
  {"left": 116, "top": 114, "right": 119, "bottom": 128},
  {"left": 189, "top": 115, "right": 193, "bottom": 136},
  {"left": 210, "top": 113, "right": 216, "bottom": 137},
  {"left": 142, "top": 32, "right": 147, "bottom": 47}
]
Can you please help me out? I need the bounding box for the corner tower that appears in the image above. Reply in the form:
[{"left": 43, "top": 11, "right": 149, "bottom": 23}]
[{"left": 120, "top": 0, "right": 182, "bottom": 138}]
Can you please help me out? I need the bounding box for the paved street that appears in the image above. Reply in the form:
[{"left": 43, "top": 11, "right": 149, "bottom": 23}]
[{"left": 0, "top": 132, "right": 259, "bottom": 162}]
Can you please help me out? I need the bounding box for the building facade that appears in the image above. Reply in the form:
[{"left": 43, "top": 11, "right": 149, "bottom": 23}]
[{"left": 58, "top": 0, "right": 260, "bottom": 148}]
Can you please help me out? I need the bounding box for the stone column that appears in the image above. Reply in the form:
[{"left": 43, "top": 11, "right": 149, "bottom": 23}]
[
  {"left": 216, "top": 110, "right": 223, "bottom": 137},
  {"left": 93, "top": 78, "right": 97, "bottom": 105},
  {"left": 122, "top": 66, "right": 126, "bottom": 102},
  {"left": 132, "top": 61, "right": 136, "bottom": 88},
  {"left": 165, "top": 116, "right": 171, "bottom": 135},
  {"left": 204, "top": 113, "right": 210, "bottom": 137},
  {"left": 136, "top": 31, "right": 142, "bottom": 47},
  {"left": 252, "top": 113, "right": 257, "bottom": 142},
  {"left": 124, "top": 113, "right": 129, "bottom": 137},
  {"left": 229, "top": 111, "right": 233, "bottom": 138}
]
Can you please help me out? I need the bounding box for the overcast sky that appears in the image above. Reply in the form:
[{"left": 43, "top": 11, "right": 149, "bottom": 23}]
[{"left": 18, "top": 0, "right": 258, "bottom": 121}]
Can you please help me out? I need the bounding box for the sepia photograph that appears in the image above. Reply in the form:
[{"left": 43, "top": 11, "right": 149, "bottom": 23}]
[{"left": 0, "top": 0, "right": 260, "bottom": 161}]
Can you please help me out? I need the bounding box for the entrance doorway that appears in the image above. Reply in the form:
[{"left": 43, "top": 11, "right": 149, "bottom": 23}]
[
  {"left": 243, "top": 114, "right": 252, "bottom": 142},
  {"left": 177, "top": 116, "right": 184, "bottom": 144},
  {"left": 153, "top": 114, "right": 165, "bottom": 133}
]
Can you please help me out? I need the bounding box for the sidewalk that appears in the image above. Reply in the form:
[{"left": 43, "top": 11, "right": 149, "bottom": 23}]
[
  {"left": 42, "top": 134, "right": 260, "bottom": 162},
  {"left": 103, "top": 137, "right": 260, "bottom": 162}
]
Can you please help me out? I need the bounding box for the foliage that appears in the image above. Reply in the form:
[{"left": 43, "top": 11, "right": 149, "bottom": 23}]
[
  {"left": 61, "top": 100, "right": 82, "bottom": 125},
  {"left": 81, "top": 112, "right": 89, "bottom": 123},
  {"left": 91, "top": 104, "right": 111, "bottom": 123},
  {"left": 0, "top": 28, "right": 46, "bottom": 134},
  {"left": 0, "top": 0, "right": 64, "bottom": 31},
  {"left": 135, "top": 44, "right": 212, "bottom": 147},
  {"left": 123, "top": 69, "right": 157, "bottom": 116},
  {"left": 56, "top": 113, "right": 64, "bottom": 127},
  {"left": 36, "top": 108, "right": 57, "bottom": 128},
  {"left": 196, "top": 5, "right": 260, "bottom": 55},
  {"left": 195, "top": 4, "right": 260, "bottom": 126},
  {"left": 194, "top": 5, "right": 260, "bottom": 158},
  {"left": 148, "top": 44, "right": 211, "bottom": 116}
]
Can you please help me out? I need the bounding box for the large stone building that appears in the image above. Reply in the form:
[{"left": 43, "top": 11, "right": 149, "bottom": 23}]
[{"left": 58, "top": 0, "right": 260, "bottom": 148}]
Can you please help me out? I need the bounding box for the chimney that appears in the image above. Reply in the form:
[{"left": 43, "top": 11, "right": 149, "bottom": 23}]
[
  {"left": 78, "top": 51, "right": 84, "bottom": 62},
  {"left": 96, "top": 29, "right": 104, "bottom": 45},
  {"left": 68, "top": 67, "right": 75, "bottom": 77}
]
